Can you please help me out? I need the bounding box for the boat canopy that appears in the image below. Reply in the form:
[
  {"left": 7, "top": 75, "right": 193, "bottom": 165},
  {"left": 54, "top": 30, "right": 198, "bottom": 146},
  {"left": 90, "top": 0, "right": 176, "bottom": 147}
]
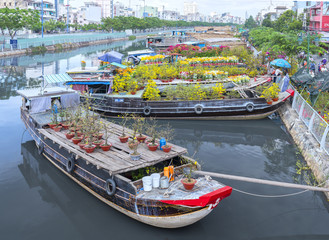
[
  {"left": 127, "top": 49, "right": 156, "bottom": 57},
  {"left": 44, "top": 73, "right": 73, "bottom": 85},
  {"left": 98, "top": 51, "right": 124, "bottom": 64},
  {"left": 66, "top": 81, "right": 111, "bottom": 85}
]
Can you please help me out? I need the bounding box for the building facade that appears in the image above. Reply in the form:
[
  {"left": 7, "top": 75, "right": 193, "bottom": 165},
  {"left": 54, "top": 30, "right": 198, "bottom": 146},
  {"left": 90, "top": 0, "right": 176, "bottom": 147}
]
[
  {"left": 309, "top": 1, "right": 329, "bottom": 31},
  {"left": 0, "top": 0, "right": 28, "bottom": 8},
  {"left": 27, "top": 0, "right": 56, "bottom": 20},
  {"left": 184, "top": 1, "right": 197, "bottom": 15}
]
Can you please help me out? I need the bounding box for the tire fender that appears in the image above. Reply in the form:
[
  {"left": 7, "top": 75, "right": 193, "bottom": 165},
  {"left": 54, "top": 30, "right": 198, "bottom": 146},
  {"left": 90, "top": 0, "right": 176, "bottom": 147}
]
[
  {"left": 106, "top": 178, "right": 117, "bottom": 196},
  {"left": 194, "top": 104, "right": 204, "bottom": 115},
  {"left": 66, "top": 155, "right": 76, "bottom": 174},
  {"left": 246, "top": 103, "right": 254, "bottom": 112},
  {"left": 143, "top": 106, "right": 151, "bottom": 116}
]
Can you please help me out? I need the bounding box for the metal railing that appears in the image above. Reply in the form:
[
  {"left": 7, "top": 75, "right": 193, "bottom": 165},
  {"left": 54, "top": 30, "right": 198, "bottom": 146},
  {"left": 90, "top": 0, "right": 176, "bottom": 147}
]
[{"left": 290, "top": 84, "right": 329, "bottom": 155}]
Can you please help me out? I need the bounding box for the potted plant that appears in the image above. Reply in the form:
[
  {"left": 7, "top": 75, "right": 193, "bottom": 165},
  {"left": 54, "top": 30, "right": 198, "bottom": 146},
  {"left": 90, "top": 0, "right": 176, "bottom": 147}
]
[
  {"left": 129, "top": 137, "right": 141, "bottom": 161},
  {"left": 146, "top": 118, "right": 159, "bottom": 151},
  {"left": 100, "top": 122, "right": 112, "bottom": 151},
  {"left": 160, "top": 123, "right": 174, "bottom": 153},
  {"left": 48, "top": 106, "right": 59, "bottom": 129},
  {"left": 270, "top": 83, "right": 280, "bottom": 101},
  {"left": 65, "top": 131, "right": 75, "bottom": 139},
  {"left": 118, "top": 113, "right": 129, "bottom": 143},
  {"left": 261, "top": 88, "right": 273, "bottom": 105},
  {"left": 181, "top": 165, "right": 197, "bottom": 190},
  {"left": 81, "top": 60, "right": 86, "bottom": 70}
]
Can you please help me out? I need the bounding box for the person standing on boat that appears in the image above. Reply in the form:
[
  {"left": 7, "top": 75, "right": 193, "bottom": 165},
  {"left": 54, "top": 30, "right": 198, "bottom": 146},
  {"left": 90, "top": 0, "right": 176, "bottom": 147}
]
[
  {"left": 281, "top": 71, "right": 290, "bottom": 92},
  {"left": 274, "top": 68, "right": 282, "bottom": 83}
]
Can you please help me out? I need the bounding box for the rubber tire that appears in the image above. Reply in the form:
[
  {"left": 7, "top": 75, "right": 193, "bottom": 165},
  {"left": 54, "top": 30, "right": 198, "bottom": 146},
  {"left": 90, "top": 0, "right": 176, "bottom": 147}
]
[
  {"left": 246, "top": 103, "right": 254, "bottom": 112},
  {"left": 106, "top": 178, "right": 116, "bottom": 196},
  {"left": 194, "top": 104, "right": 204, "bottom": 115},
  {"left": 66, "top": 155, "right": 75, "bottom": 174},
  {"left": 143, "top": 106, "right": 151, "bottom": 116},
  {"left": 38, "top": 142, "right": 44, "bottom": 155}
]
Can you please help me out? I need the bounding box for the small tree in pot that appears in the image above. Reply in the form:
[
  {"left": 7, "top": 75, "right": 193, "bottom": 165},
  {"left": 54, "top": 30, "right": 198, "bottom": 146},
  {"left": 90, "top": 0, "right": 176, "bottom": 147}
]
[
  {"left": 181, "top": 164, "right": 197, "bottom": 190},
  {"left": 100, "top": 121, "right": 112, "bottom": 151},
  {"left": 146, "top": 117, "right": 159, "bottom": 151},
  {"left": 118, "top": 113, "right": 129, "bottom": 143},
  {"left": 159, "top": 123, "right": 175, "bottom": 153}
]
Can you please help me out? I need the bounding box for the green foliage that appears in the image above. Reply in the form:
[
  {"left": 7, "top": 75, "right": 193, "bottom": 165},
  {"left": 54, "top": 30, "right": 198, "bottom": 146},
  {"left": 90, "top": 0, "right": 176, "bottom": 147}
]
[
  {"left": 128, "top": 35, "right": 136, "bottom": 40},
  {"left": 0, "top": 7, "right": 40, "bottom": 39},
  {"left": 244, "top": 16, "right": 258, "bottom": 29},
  {"left": 29, "top": 45, "right": 47, "bottom": 54}
]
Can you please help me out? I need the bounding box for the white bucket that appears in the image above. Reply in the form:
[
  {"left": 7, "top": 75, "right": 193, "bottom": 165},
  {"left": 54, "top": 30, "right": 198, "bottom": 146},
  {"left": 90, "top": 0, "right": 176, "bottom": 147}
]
[
  {"left": 151, "top": 173, "right": 160, "bottom": 188},
  {"left": 142, "top": 176, "right": 152, "bottom": 192}
]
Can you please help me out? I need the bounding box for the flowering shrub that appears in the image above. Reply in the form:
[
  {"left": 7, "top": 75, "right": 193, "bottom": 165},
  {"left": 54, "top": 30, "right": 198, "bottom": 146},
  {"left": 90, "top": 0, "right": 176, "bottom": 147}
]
[
  {"left": 164, "top": 44, "right": 229, "bottom": 58},
  {"left": 179, "top": 56, "right": 239, "bottom": 65},
  {"left": 228, "top": 75, "right": 250, "bottom": 85},
  {"left": 143, "top": 80, "right": 160, "bottom": 100},
  {"left": 140, "top": 55, "right": 165, "bottom": 64}
]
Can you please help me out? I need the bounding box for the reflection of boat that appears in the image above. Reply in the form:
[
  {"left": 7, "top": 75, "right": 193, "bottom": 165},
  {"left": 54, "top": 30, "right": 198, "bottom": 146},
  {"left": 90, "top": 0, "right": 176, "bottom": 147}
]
[{"left": 17, "top": 87, "right": 232, "bottom": 228}]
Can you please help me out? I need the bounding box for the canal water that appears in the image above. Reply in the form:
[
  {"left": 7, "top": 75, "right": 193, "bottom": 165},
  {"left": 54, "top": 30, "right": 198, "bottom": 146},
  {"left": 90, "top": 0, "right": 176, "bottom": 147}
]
[{"left": 0, "top": 40, "right": 329, "bottom": 240}]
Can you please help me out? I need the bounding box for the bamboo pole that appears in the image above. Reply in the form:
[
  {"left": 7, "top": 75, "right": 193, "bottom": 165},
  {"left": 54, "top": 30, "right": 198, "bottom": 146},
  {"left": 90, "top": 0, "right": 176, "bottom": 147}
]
[{"left": 194, "top": 170, "right": 329, "bottom": 192}]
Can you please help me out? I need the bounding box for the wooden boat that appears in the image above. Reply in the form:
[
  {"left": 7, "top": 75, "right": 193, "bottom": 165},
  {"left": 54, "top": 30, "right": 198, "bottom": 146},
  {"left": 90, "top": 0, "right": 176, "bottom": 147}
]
[
  {"left": 146, "top": 31, "right": 192, "bottom": 49},
  {"left": 17, "top": 86, "right": 232, "bottom": 228}
]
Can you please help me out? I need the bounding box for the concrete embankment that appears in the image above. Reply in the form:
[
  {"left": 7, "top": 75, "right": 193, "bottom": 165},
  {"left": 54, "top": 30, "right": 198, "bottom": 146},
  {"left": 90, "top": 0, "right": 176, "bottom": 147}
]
[
  {"left": 0, "top": 36, "right": 141, "bottom": 59},
  {"left": 279, "top": 102, "right": 329, "bottom": 199}
]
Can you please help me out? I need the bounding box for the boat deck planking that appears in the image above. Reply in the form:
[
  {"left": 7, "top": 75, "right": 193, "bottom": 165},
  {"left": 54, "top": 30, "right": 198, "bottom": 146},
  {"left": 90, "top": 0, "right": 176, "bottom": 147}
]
[{"left": 38, "top": 121, "right": 187, "bottom": 175}]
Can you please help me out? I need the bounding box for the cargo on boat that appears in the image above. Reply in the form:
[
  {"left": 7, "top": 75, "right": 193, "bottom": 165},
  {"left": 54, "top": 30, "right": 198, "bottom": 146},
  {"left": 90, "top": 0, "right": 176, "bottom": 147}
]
[{"left": 17, "top": 86, "right": 232, "bottom": 228}]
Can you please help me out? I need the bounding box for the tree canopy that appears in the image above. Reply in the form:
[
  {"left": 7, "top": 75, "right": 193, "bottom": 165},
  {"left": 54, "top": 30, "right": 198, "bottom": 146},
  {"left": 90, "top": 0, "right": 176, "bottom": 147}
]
[
  {"left": 244, "top": 16, "right": 258, "bottom": 29},
  {"left": 0, "top": 7, "right": 40, "bottom": 39}
]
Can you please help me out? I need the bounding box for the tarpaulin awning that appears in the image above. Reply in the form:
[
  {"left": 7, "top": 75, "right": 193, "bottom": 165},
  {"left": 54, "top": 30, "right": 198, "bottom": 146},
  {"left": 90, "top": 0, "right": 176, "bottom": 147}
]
[
  {"left": 66, "top": 81, "right": 111, "bottom": 85},
  {"left": 111, "top": 62, "right": 127, "bottom": 69},
  {"left": 98, "top": 51, "right": 123, "bottom": 64},
  {"left": 44, "top": 73, "right": 73, "bottom": 84}
]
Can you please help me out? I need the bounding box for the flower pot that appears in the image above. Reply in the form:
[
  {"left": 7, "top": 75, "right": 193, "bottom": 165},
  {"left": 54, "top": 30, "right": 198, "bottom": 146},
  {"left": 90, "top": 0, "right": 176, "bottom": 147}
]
[
  {"left": 93, "top": 140, "right": 104, "bottom": 148},
  {"left": 100, "top": 143, "right": 112, "bottom": 151},
  {"left": 78, "top": 142, "right": 87, "bottom": 150},
  {"left": 53, "top": 125, "right": 62, "bottom": 132},
  {"left": 130, "top": 91, "right": 136, "bottom": 95},
  {"left": 130, "top": 153, "right": 141, "bottom": 161},
  {"left": 65, "top": 132, "right": 75, "bottom": 140},
  {"left": 72, "top": 137, "right": 83, "bottom": 145},
  {"left": 48, "top": 123, "right": 57, "bottom": 129},
  {"left": 181, "top": 178, "right": 197, "bottom": 190},
  {"left": 162, "top": 145, "right": 172, "bottom": 153},
  {"left": 119, "top": 136, "right": 129, "bottom": 143},
  {"left": 272, "top": 97, "right": 279, "bottom": 101},
  {"left": 148, "top": 143, "right": 159, "bottom": 151},
  {"left": 267, "top": 101, "right": 273, "bottom": 105},
  {"left": 137, "top": 135, "right": 147, "bottom": 143},
  {"left": 93, "top": 133, "right": 103, "bottom": 140},
  {"left": 84, "top": 144, "right": 96, "bottom": 153},
  {"left": 61, "top": 122, "right": 71, "bottom": 130}
]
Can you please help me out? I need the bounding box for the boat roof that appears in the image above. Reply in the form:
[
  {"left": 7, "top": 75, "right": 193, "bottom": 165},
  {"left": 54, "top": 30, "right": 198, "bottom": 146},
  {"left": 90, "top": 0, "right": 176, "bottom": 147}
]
[
  {"left": 17, "top": 87, "right": 76, "bottom": 99},
  {"left": 38, "top": 121, "right": 187, "bottom": 175},
  {"left": 127, "top": 49, "right": 155, "bottom": 56},
  {"left": 67, "top": 67, "right": 112, "bottom": 74},
  {"left": 44, "top": 73, "right": 73, "bottom": 84}
]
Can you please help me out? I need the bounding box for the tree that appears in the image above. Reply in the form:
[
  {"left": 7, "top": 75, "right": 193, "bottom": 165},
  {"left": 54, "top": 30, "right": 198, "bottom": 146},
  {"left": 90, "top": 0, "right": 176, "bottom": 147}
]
[
  {"left": 244, "top": 16, "right": 258, "bottom": 29},
  {"left": 274, "top": 10, "right": 302, "bottom": 33},
  {"left": 262, "top": 15, "right": 273, "bottom": 28},
  {"left": 0, "top": 8, "right": 40, "bottom": 39}
]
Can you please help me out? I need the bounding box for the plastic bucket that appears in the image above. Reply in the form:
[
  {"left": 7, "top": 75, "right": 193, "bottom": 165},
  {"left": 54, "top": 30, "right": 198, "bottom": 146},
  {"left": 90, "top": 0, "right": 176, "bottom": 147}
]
[
  {"left": 160, "top": 176, "right": 169, "bottom": 189},
  {"left": 151, "top": 173, "right": 160, "bottom": 188},
  {"left": 142, "top": 176, "right": 152, "bottom": 192}
]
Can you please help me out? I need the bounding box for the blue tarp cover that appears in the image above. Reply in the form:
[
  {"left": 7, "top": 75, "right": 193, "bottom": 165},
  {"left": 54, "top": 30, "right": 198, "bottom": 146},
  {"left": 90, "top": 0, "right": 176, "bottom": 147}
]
[
  {"left": 98, "top": 51, "right": 123, "bottom": 64},
  {"left": 66, "top": 81, "right": 111, "bottom": 85}
]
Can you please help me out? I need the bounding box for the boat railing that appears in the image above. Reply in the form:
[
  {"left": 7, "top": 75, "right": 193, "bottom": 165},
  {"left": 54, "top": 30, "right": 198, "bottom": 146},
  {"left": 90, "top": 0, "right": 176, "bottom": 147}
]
[{"left": 290, "top": 84, "right": 329, "bottom": 155}]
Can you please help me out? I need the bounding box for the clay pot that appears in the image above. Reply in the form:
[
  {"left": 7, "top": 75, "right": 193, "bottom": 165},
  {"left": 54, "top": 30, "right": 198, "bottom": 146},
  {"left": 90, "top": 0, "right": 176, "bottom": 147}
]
[
  {"left": 147, "top": 143, "right": 159, "bottom": 151},
  {"left": 181, "top": 178, "right": 197, "bottom": 190},
  {"left": 53, "top": 125, "right": 62, "bottom": 132},
  {"left": 162, "top": 145, "right": 172, "bottom": 153},
  {"left": 100, "top": 143, "right": 112, "bottom": 151},
  {"left": 78, "top": 141, "right": 87, "bottom": 149},
  {"left": 136, "top": 135, "right": 147, "bottom": 143},
  {"left": 48, "top": 123, "right": 57, "bottom": 129},
  {"left": 267, "top": 101, "right": 273, "bottom": 105},
  {"left": 119, "top": 136, "right": 129, "bottom": 143},
  {"left": 65, "top": 132, "right": 75, "bottom": 140},
  {"left": 93, "top": 140, "right": 104, "bottom": 148},
  {"left": 272, "top": 97, "right": 279, "bottom": 102},
  {"left": 84, "top": 144, "right": 96, "bottom": 153},
  {"left": 72, "top": 137, "right": 83, "bottom": 145},
  {"left": 61, "top": 122, "right": 71, "bottom": 130}
]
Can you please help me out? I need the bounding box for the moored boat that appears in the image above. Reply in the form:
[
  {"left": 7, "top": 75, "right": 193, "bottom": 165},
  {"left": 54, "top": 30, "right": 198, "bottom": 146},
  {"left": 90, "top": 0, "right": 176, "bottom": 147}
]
[{"left": 17, "top": 86, "right": 232, "bottom": 228}]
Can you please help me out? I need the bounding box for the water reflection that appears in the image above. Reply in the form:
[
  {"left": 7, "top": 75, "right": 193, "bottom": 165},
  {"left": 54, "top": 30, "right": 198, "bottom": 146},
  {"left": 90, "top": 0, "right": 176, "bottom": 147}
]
[{"left": 0, "top": 40, "right": 146, "bottom": 99}]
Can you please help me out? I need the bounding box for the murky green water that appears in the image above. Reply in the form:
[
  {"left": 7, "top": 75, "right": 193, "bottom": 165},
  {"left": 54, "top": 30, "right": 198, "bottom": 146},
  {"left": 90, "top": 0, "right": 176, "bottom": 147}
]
[{"left": 0, "top": 40, "right": 329, "bottom": 240}]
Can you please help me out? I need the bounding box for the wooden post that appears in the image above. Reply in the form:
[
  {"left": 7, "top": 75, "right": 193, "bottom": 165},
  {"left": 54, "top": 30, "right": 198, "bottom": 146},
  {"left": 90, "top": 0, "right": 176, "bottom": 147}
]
[{"left": 194, "top": 170, "right": 329, "bottom": 192}]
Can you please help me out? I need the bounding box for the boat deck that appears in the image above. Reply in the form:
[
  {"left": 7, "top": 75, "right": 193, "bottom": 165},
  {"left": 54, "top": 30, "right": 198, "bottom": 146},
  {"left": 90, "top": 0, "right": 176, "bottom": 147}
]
[
  {"left": 38, "top": 121, "right": 187, "bottom": 175},
  {"left": 137, "top": 177, "right": 224, "bottom": 200}
]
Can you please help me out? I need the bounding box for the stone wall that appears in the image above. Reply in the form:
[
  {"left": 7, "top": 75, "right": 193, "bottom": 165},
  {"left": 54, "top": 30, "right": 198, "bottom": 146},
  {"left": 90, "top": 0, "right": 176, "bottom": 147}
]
[{"left": 279, "top": 102, "right": 329, "bottom": 199}]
